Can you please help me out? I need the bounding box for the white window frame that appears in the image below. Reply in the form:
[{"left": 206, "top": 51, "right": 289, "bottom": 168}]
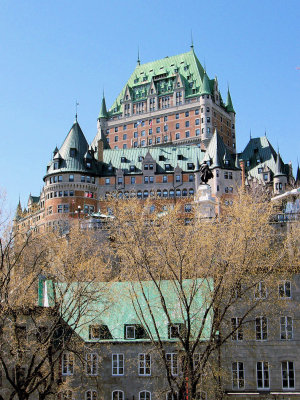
[
  {"left": 255, "top": 316, "right": 268, "bottom": 341},
  {"left": 61, "top": 352, "right": 74, "bottom": 376},
  {"left": 256, "top": 361, "right": 270, "bottom": 389},
  {"left": 166, "top": 353, "right": 178, "bottom": 376},
  {"left": 86, "top": 389, "right": 97, "bottom": 400},
  {"left": 112, "top": 353, "right": 124, "bottom": 376},
  {"left": 112, "top": 390, "right": 124, "bottom": 400},
  {"left": 126, "top": 325, "right": 136, "bottom": 339},
  {"left": 138, "top": 353, "right": 151, "bottom": 376},
  {"left": 279, "top": 281, "right": 291, "bottom": 299},
  {"left": 280, "top": 316, "right": 293, "bottom": 340},
  {"left": 86, "top": 352, "right": 98, "bottom": 376},
  {"left": 254, "top": 281, "right": 267, "bottom": 299},
  {"left": 281, "top": 361, "right": 295, "bottom": 389},
  {"left": 231, "top": 317, "right": 243, "bottom": 341},
  {"left": 139, "top": 391, "right": 151, "bottom": 400},
  {"left": 232, "top": 362, "right": 244, "bottom": 389}
]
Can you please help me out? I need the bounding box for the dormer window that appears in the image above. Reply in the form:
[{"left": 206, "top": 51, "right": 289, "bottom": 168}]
[
  {"left": 169, "top": 324, "right": 180, "bottom": 339},
  {"left": 70, "top": 148, "right": 76, "bottom": 157},
  {"left": 54, "top": 162, "right": 59, "bottom": 170},
  {"left": 121, "top": 157, "right": 126, "bottom": 163},
  {"left": 144, "top": 164, "right": 148, "bottom": 170},
  {"left": 165, "top": 164, "right": 171, "bottom": 171},
  {"left": 89, "top": 324, "right": 112, "bottom": 340},
  {"left": 130, "top": 165, "right": 135, "bottom": 172},
  {"left": 257, "top": 159, "right": 261, "bottom": 164},
  {"left": 159, "top": 155, "right": 164, "bottom": 161},
  {"left": 125, "top": 325, "right": 135, "bottom": 339},
  {"left": 187, "top": 163, "right": 194, "bottom": 170},
  {"left": 138, "top": 156, "right": 143, "bottom": 162},
  {"left": 86, "top": 162, "right": 91, "bottom": 169},
  {"left": 225, "top": 160, "right": 229, "bottom": 166},
  {"left": 108, "top": 165, "right": 113, "bottom": 171},
  {"left": 246, "top": 160, "right": 250, "bottom": 167}
]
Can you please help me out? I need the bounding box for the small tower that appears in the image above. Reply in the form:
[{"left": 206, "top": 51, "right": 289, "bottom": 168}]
[
  {"left": 226, "top": 88, "right": 236, "bottom": 152},
  {"left": 97, "top": 92, "right": 109, "bottom": 142},
  {"left": 273, "top": 152, "right": 287, "bottom": 194},
  {"left": 199, "top": 70, "right": 213, "bottom": 147}
]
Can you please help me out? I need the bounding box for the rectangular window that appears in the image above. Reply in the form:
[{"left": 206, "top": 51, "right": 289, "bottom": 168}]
[
  {"left": 69, "top": 174, "right": 74, "bottom": 182},
  {"left": 163, "top": 175, "right": 167, "bottom": 183},
  {"left": 156, "top": 117, "right": 160, "bottom": 123},
  {"left": 254, "top": 281, "right": 267, "bottom": 299},
  {"left": 123, "top": 134, "right": 127, "bottom": 140},
  {"left": 166, "top": 353, "right": 178, "bottom": 376},
  {"left": 185, "top": 121, "right": 190, "bottom": 127},
  {"left": 156, "top": 127, "right": 161, "bottom": 133},
  {"left": 169, "top": 324, "right": 180, "bottom": 339},
  {"left": 279, "top": 281, "right": 291, "bottom": 298},
  {"left": 257, "top": 361, "right": 269, "bottom": 389},
  {"left": 144, "top": 176, "right": 149, "bottom": 184},
  {"left": 131, "top": 177, "right": 136, "bottom": 184},
  {"left": 280, "top": 316, "right": 293, "bottom": 340},
  {"left": 195, "top": 109, "right": 199, "bottom": 115},
  {"left": 105, "top": 178, "right": 110, "bottom": 185},
  {"left": 232, "top": 362, "right": 244, "bottom": 389},
  {"left": 195, "top": 119, "right": 200, "bottom": 125},
  {"left": 175, "top": 175, "right": 181, "bottom": 182},
  {"left": 139, "top": 354, "right": 151, "bottom": 376},
  {"left": 86, "top": 353, "right": 98, "bottom": 376},
  {"left": 126, "top": 325, "right": 135, "bottom": 339},
  {"left": 185, "top": 111, "right": 189, "bottom": 117},
  {"left": 62, "top": 353, "right": 74, "bottom": 375},
  {"left": 176, "top": 123, "right": 180, "bottom": 129},
  {"left": 189, "top": 174, "right": 194, "bottom": 182},
  {"left": 149, "top": 176, "right": 154, "bottom": 183},
  {"left": 112, "top": 354, "right": 124, "bottom": 376},
  {"left": 231, "top": 317, "right": 243, "bottom": 341},
  {"left": 282, "top": 361, "right": 295, "bottom": 389},
  {"left": 175, "top": 113, "right": 179, "bottom": 119},
  {"left": 256, "top": 316, "right": 267, "bottom": 340},
  {"left": 118, "top": 177, "right": 123, "bottom": 185},
  {"left": 185, "top": 131, "right": 190, "bottom": 138}
]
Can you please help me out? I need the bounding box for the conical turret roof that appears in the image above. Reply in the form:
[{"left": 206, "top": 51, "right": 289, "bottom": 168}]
[
  {"left": 203, "top": 130, "right": 236, "bottom": 169},
  {"left": 226, "top": 88, "right": 235, "bottom": 113},
  {"left": 200, "top": 70, "right": 211, "bottom": 96},
  {"left": 296, "top": 164, "right": 300, "bottom": 184},
  {"left": 44, "top": 120, "right": 99, "bottom": 179},
  {"left": 98, "top": 95, "right": 108, "bottom": 119},
  {"left": 274, "top": 152, "right": 285, "bottom": 177}
]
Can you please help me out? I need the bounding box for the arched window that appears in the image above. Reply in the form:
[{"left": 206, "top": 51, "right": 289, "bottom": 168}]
[
  {"left": 130, "top": 191, "right": 136, "bottom": 198},
  {"left": 150, "top": 205, "right": 155, "bottom": 214},
  {"left": 157, "top": 189, "right": 161, "bottom": 197},
  {"left": 112, "top": 391, "right": 124, "bottom": 400},
  {"left": 86, "top": 390, "right": 97, "bottom": 400},
  {"left": 150, "top": 190, "right": 155, "bottom": 197},
  {"left": 182, "top": 189, "right": 187, "bottom": 197},
  {"left": 169, "top": 189, "right": 175, "bottom": 198},
  {"left": 176, "top": 189, "right": 181, "bottom": 197},
  {"left": 144, "top": 190, "right": 149, "bottom": 199},
  {"left": 139, "top": 391, "right": 151, "bottom": 400},
  {"left": 118, "top": 192, "right": 123, "bottom": 199},
  {"left": 189, "top": 188, "right": 194, "bottom": 196},
  {"left": 163, "top": 189, "right": 168, "bottom": 198},
  {"left": 137, "top": 191, "right": 142, "bottom": 199},
  {"left": 124, "top": 191, "right": 129, "bottom": 198}
]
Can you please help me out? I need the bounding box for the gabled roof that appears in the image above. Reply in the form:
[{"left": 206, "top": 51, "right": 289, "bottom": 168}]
[
  {"left": 109, "top": 49, "right": 218, "bottom": 115},
  {"left": 102, "top": 145, "right": 205, "bottom": 174},
  {"left": 44, "top": 121, "right": 99, "bottom": 178},
  {"left": 202, "top": 130, "right": 237, "bottom": 170},
  {"left": 240, "top": 136, "right": 288, "bottom": 180},
  {"left": 41, "top": 279, "right": 213, "bottom": 342}
]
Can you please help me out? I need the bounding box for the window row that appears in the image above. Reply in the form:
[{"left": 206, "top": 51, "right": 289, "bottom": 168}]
[
  {"left": 48, "top": 175, "right": 96, "bottom": 185},
  {"left": 231, "top": 316, "right": 294, "bottom": 341},
  {"left": 232, "top": 361, "right": 295, "bottom": 390},
  {"left": 56, "top": 204, "right": 95, "bottom": 214},
  {"left": 104, "top": 188, "right": 195, "bottom": 199},
  {"left": 59, "top": 390, "right": 206, "bottom": 400}
]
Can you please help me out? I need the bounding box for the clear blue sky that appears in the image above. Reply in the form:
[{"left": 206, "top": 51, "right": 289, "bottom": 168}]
[{"left": 1, "top": 0, "right": 299, "bottom": 213}]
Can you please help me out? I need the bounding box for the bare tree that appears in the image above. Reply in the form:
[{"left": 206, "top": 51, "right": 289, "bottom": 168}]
[{"left": 106, "top": 190, "right": 298, "bottom": 400}]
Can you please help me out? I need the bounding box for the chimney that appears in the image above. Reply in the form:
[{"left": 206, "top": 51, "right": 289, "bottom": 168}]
[
  {"left": 240, "top": 160, "right": 245, "bottom": 187},
  {"left": 97, "top": 140, "right": 104, "bottom": 162}
]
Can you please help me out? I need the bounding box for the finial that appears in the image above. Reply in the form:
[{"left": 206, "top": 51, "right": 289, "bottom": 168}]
[
  {"left": 102, "top": 88, "right": 105, "bottom": 99},
  {"left": 137, "top": 46, "right": 140, "bottom": 66},
  {"left": 190, "top": 30, "right": 194, "bottom": 50},
  {"left": 265, "top": 129, "right": 267, "bottom": 137},
  {"left": 75, "top": 100, "right": 79, "bottom": 122},
  {"left": 250, "top": 129, "right": 252, "bottom": 139}
]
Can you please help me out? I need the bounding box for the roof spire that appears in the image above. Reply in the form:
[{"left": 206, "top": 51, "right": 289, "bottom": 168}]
[
  {"left": 274, "top": 151, "right": 284, "bottom": 177},
  {"left": 225, "top": 87, "right": 235, "bottom": 113},
  {"left": 190, "top": 30, "right": 194, "bottom": 50},
  {"left": 75, "top": 100, "right": 79, "bottom": 122},
  {"left": 137, "top": 46, "right": 140, "bottom": 66},
  {"left": 250, "top": 129, "right": 252, "bottom": 139},
  {"left": 200, "top": 69, "right": 211, "bottom": 96},
  {"left": 98, "top": 92, "right": 108, "bottom": 119}
]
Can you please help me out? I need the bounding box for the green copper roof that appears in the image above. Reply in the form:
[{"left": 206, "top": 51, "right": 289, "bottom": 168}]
[
  {"left": 240, "top": 137, "right": 288, "bottom": 180},
  {"left": 109, "top": 49, "right": 218, "bottom": 115},
  {"left": 199, "top": 71, "right": 211, "bottom": 95},
  {"left": 203, "top": 130, "right": 237, "bottom": 170},
  {"left": 44, "top": 121, "right": 99, "bottom": 179},
  {"left": 42, "top": 279, "right": 213, "bottom": 342},
  {"left": 98, "top": 96, "right": 108, "bottom": 119},
  {"left": 296, "top": 165, "right": 300, "bottom": 184},
  {"left": 225, "top": 89, "right": 235, "bottom": 113},
  {"left": 102, "top": 145, "right": 205, "bottom": 173},
  {"left": 274, "top": 152, "right": 285, "bottom": 177}
]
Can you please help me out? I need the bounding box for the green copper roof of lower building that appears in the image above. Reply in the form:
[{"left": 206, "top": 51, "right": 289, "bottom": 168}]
[
  {"left": 42, "top": 279, "right": 213, "bottom": 342},
  {"left": 102, "top": 145, "right": 205, "bottom": 173},
  {"left": 109, "top": 49, "right": 217, "bottom": 115}
]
